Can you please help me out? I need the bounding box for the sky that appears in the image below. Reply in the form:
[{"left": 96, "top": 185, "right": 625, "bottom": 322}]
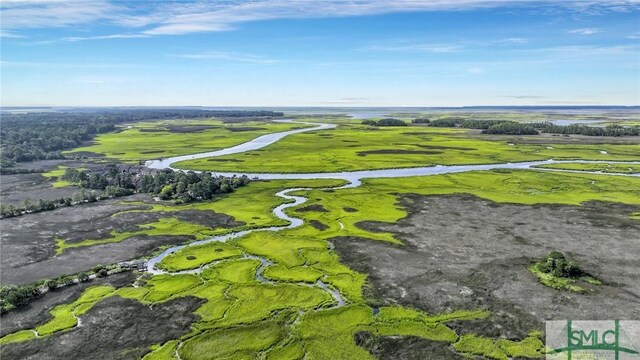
[{"left": 1, "top": 0, "right": 639, "bottom": 107}]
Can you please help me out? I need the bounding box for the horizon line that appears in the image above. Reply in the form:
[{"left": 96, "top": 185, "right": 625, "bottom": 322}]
[{"left": 2, "top": 105, "right": 639, "bottom": 109}]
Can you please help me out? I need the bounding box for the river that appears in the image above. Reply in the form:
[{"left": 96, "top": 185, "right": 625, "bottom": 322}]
[{"left": 145, "top": 120, "right": 639, "bottom": 307}]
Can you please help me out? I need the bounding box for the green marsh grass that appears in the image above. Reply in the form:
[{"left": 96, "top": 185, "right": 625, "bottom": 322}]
[
  {"left": 201, "top": 258, "right": 262, "bottom": 284},
  {"left": 67, "top": 119, "right": 311, "bottom": 163},
  {"left": 156, "top": 242, "right": 243, "bottom": 272},
  {"left": 534, "top": 162, "right": 640, "bottom": 174},
  {"left": 175, "top": 123, "right": 640, "bottom": 173}
]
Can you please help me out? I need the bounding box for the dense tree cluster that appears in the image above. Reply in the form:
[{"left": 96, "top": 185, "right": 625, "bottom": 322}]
[
  {"left": 0, "top": 118, "right": 116, "bottom": 167},
  {"left": 482, "top": 122, "right": 539, "bottom": 135},
  {"left": 427, "top": 118, "right": 463, "bottom": 127},
  {"left": 361, "top": 118, "right": 408, "bottom": 127},
  {"left": 1, "top": 190, "right": 99, "bottom": 218},
  {"left": 0, "top": 168, "right": 43, "bottom": 175},
  {"left": 428, "top": 118, "right": 540, "bottom": 134},
  {"left": 0, "top": 109, "right": 284, "bottom": 167},
  {"left": 62, "top": 165, "right": 250, "bottom": 202},
  {"left": 530, "top": 123, "right": 640, "bottom": 137},
  {"left": 535, "top": 251, "right": 584, "bottom": 278},
  {"left": 0, "top": 166, "right": 250, "bottom": 218},
  {"left": 423, "top": 117, "right": 639, "bottom": 136},
  {"left": 0, "top": 264, "right": 118, "bottom": 314},
  {"left": 411, "top": 117, "right": 431, "bottom": 124},
  {"left": 0, "top": 283, "right": 41, "bottom": 314}
]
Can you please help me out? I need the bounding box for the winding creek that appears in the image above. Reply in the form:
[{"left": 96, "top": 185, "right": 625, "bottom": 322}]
[{"left": 145, "top": 120, "right": 640, "bottom": 307}]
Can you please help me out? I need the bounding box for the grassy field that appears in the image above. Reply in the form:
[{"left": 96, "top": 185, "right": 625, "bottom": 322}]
[
  {"left": 175, "top": 122, "right": 640, "bottom": 173},
  {"left": 35, "top": 285, "right": 116, "bottom": 336},
  {"left": 5, "top": 168, "right": 638, "bottom": 358},
  {"left": 0, "top": 330, "right": 36, "bottom": 345},
  {"left": 55, "top": 217, "right": 217, "bottom": 254},
  {"left": 528, "top": 265, "right": 602, "bottom": 293},
  {"left": 284, "top": 170, "right": 640, "bottom": 243},
  {"left": 4, "top": 124, "right": 639, "bottom": 358},
  {"left": 41, "top": 166, "right": 76, "bottom": 188},
  {"left": 157, "top": 242, "right": 243, "bottom": 271},
  {"left": 201, "top": 258, "right": 261, "bottom": 283},
  {"left": 54, "top": 178, "right": 344, "bottom": 253},
  {"left": 66, "top": 119, "right": 311, "bottom": 163},
  {"left": 534, "top": 162, "right": 640, "bottom": 174},
  {"left": 180, "top": 319, "right": 285, "bottom": 359},
  {"left": 386, "top": 111, "right": 640, "bottom": 124}
]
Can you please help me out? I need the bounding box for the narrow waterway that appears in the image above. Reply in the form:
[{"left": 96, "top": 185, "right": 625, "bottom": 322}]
[{"left": 145, "top": 120, "right": 639, "bottom": 307}]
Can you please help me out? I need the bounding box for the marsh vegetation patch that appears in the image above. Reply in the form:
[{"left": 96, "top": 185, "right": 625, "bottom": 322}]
[
  {"left": 416, "top": 144, "right": 476, "bottom": 151},
  {"left": 0, "top": 194, "right": 246, "bottom": 284},
  {"left": 294, "top": 204, "right": 329, "bottom": 213},
  {"left": 335, "top": 194, "right": 640, "bottom": 343},
  {"left": 166, "top": 125, "right": 219, "bottom": 133},
  {"left": 226, "top": 126, "right": 267, "bottom": 132},
  {"left": 356, "top": 149, "right": 443, "bottom": 156},
  {"left": 0, "top": 272, "right": 136, "bottom": 337},
  {"left": 206, "top": 158, "right": 245, "bottom": 162},
  {"left": 0, "top": 296, "right": 204, "bottom": 360},
  {"left": 309, "top": 220, "right": 330, "bottom": 231}
]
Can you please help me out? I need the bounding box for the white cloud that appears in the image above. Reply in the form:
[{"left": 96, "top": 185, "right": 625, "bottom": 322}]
[
  {"left": 367, "top": 44, "right": 463, "bottom": 53},
  {"left": 466, "top": 67, "right": 485, "bottom": 74},
  {"left": 0, "top": 0, "right": 121, "bottom": 30},
  {"left": 0, "top": 29, "right": 26, "bottom": 38},
  {"left": 171, "top": 51, "right": 280, "bottom": 64},
  {"left": 501, "top": 95, "right": 546, "bottom": 99},
  {"left": 568, "top": 28, "right": 602, "bottom": 35},
  {"left": 319, "top": 97, "right": 374, "bottom": 104},
  {"left": 61, "top": 34, "right": 151, "bottom": 42},
  {"left": 72, "top": 76, "right": 136, "bottom": 84},
  {"left": 3, "top": 0, "right": 639, "bottom": 39},
  {"left": 0, "top": 60, "right": 131, "bottom": 69},
  {"left": 526, "top": 44, "right": 637, "bottom": 56},
  {"left": 496, "top": 37, "right": 529, "bottom": 44},
  {"left": 135, "top": 1, "right": 640, "bottom": 36}
]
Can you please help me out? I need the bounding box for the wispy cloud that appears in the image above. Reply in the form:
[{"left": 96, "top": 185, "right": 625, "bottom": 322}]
[
  {"left": 363, "top": 36, "right": 530, "bottom": 54},
  {"left": 366, "top": 44, "right": 463, "bottom": 53},
  {"left": 135, "top": 1, "right": 640, "bottom": 36},
  {"left": 466, "top": 67, "right": 485, "bottom": 74},
  {"left": 501, "top": 95, "right": 546, "bottom": 99},
  {"left": 320, "top": 97, "right": 373, "bottom": 104},
  {"left": 543, "top": 100, "right": 601, "bottom": 105},
  {"left": 525, "top": 44, "right": 638, "bottom": 56},
  {"left": 627, "top": 32, "right": 640, "bottom": 39},
  {"left": 0, "top": 29, "right": 26, "bottom": 38},
  {"left": 72, "top": 76, "right": 136, "bottom": 84},
  {"left": 0, "top": 0, "right": 121, "bottom": 30},
  {"left": 0, "top": 60, "right": 131, "bottom": 69},
  {"left": 568, "top": 28, "right": 602, "bottom": 35},
  {"left": 495, "top": 37, "right": 528, "bottom": 44},
  {"left": 61, "top": 34, "right": 151, "bottom": 42},
  {"left": 170, "top": 51, "right": 279, "bottom": 64},
  {"left": 3, "top": 0, "right": 639, "bottom": 39}
]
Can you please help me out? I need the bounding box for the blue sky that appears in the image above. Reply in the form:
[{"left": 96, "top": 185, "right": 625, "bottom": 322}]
[{"left": 1, "top": 0, "right": 639, "bottom": 107}]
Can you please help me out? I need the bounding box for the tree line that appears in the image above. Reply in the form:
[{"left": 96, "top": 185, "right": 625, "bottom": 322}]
[
  {"left": 62, "top": 165, "right": 250, "bottom": 201},
  {"left": 412, "top": 117, "right": 639, "bottom": 136},
  {"left": 0, "top": 109, "right": 284, "bottom": 167},
  {"left": 531, "top": 122, "right": 640, "bottom": 136},
  {"left": 361, "top": 118, "right": 408, "bottom": 126},
  {"left": 0, "top": 166, "right": 251, "bottom": 218},
  {"left": 1, "top": 264, "right": 119, "bottom": 314}
]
